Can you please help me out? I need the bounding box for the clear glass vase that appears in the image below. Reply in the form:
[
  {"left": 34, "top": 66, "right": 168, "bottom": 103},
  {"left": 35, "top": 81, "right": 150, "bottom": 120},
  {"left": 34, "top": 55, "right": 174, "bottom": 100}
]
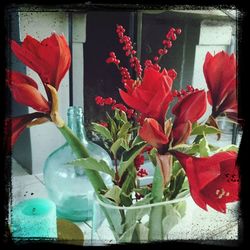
[
  {"left": 91, "top": 193, "right": 190, "bottom": 245},
  {"left": 43, "top": 106, "right": 113, "bottom": 222}
]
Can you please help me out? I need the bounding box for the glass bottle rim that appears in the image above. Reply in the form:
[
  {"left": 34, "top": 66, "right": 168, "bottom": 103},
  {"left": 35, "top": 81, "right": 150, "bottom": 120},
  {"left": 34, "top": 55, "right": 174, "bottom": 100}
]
[{"left": 93, "top": 192, "right": 190, "bottom": 211}]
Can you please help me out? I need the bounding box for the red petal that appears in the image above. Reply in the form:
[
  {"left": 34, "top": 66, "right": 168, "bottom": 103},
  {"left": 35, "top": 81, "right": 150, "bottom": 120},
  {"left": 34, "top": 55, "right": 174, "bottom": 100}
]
[
  {"left": 39, "top": 33, "right": 71, "bottom": 89},
  {"left": 139, "top": 118, "right": 169, "bottom": 148},
  {"left": 11, "top": 33, "right": 71, "bottom": 89},
  {"left": 172, "top": 150, "right": 239, "bottom": 213},
  {"left": 6, "top": 71, "right": 50, "bottom": 112},
  {"left": 119, "top": 89, "right": 147, "bottom": 112},
  {"left": 10, "top": 40, "right": 43, "bottom": 75},
  {"left": 4, "top": 113, "right": 45, "bottom": 151},
  {"left": 172, "top": 120, "right": 192, "bottom": 146},
  {"left": 172, "top": 90, "right": 207, "bottom": 123},
  {"left": 142, "top": 67, "right": 163, "bottom": 91},
  {"left": 203, "top": 51, "right": 236, "bottom": 115}
]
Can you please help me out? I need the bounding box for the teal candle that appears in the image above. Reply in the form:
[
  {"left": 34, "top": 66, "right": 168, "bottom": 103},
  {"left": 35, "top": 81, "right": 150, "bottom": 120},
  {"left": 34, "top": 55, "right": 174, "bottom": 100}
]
[{"left": 11, "top": 198, "right": 57, "bottom": 238}]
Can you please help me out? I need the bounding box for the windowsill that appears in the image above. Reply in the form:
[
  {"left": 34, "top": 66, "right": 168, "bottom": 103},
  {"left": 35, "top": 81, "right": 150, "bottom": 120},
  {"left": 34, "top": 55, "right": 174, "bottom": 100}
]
[{"left": 10, "top": 157, "right": 240, "bottom": 245}]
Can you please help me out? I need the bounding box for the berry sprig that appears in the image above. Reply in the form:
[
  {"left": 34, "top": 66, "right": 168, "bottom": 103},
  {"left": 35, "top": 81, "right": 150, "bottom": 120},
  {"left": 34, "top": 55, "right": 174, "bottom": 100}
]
[
  {"left": 116, "top": 24, "right": 143, "bottom": 80},
  {"left": 105, "top": 51, "right": 120, "bottom": 66},
  {"left": 146, "top": 27, "right": 182, "bottom": 71},
  {"left": 134, "top": 154, "right": 145, "bottom": 170},
  {"left": 95, "top": 96, "right": 136, "bottom": 119},
  {"left": 172, "top": 84, "right": 199, "bottom": 100},
  {"left": 137, "top": 168, "right": 149, "bottom": 177}
]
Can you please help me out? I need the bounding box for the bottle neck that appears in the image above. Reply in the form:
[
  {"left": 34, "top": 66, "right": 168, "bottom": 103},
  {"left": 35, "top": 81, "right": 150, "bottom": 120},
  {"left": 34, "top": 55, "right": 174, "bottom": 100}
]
[{"left": 67, "top": 106, "right": 88, "bottom": 145}]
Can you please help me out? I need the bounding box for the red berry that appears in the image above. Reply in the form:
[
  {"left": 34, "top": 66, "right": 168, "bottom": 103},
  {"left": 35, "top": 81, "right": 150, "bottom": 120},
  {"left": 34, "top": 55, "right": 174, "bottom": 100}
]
[
  {"left": 154, "top": 56, "right": 159, "bottom": 61},
  {"left": 166, "top": 40, "right": 172, "bottom": 48},
  {"left": 158, "top": 49, "right": 164, "bottom": 55},
  {"left": 162, "top": 40, "right": 168, "bottom": 45},
  {"left": 109, "top": 52, "right": 116, "bottom": 57},
  {"left": 118, "top": 32, "right": 124, "bottom": 38},
  {"left": 163, "top": 49, "right": 168, "bottom": 54},
  {"left": 176, "top": 28, "right": 182, "bottom": 34},
  {"left": 125, "top": 51, "right": 130, "bottom": 56},
  {"left": 171, "top": 33, "right": 177, "bottom": 41},
  {"left": 104, "top": 97, "right": 113, "bottom": 105},
  {"left": 166, "top": 32, "right": 172, "bottom": 40}
]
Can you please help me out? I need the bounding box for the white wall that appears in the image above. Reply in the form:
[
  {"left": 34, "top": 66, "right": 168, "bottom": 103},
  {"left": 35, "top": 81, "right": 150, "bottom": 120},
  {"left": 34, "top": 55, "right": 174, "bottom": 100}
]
[{"left": 17, "top": 12, "right": 86, "bottom": 174}]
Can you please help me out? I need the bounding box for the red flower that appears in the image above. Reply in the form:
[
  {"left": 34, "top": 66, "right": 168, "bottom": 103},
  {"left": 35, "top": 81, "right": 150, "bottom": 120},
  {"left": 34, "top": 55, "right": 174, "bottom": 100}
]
[
  {"left": 5, "top": 71, "right": 52, "bottom": 150},
  {"left": 6, "top": 71, "right": 50, "bottom": 112},
  {"left": 10, "top": 33, "right": 71, "bottom": 90},
  {"left": 139, "top": 118, "right": 169, "bottom": 148},
  {"left": 171, "top": 90, "right": 207, "bottom": 145},
  {"left": 119, "top": 67, "right": 173, "bottom": 125},
  {"left": 172, "top": 150, "right": 240, "bottom": 213},
  {"left": 203, "top": 51, "right": 237, "bottom": 121},
  {"left": 5, "top": 33, "right": 71, "bottom": 151},
  {"left": 5, "top": 113, "right": 46, "bottom": 150}
]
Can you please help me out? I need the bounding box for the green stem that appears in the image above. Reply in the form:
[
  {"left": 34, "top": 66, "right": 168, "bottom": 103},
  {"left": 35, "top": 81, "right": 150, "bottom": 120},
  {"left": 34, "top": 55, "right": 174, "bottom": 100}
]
[
  {"left": 148, "top": 166, "right": 164, "bottom": 241},
  {"left": 58, "top": 124, "right": 107, "bottom": 192}
]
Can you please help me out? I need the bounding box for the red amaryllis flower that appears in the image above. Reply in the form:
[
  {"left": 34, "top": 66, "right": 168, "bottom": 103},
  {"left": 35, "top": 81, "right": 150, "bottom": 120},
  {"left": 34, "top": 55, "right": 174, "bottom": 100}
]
[
  {"left": 6, "top": 71, "right": 50, "bottom": 112},
  {"left": 10, "top": 33, "right": 71, "bottom": 90},
  {"left": 172, "top": 150, "right": 239, "bottom": 213},
  {"left": 139, "top": 118, "right": 169, "bottom": 148},
  {"left": 119, "top": 67, "right": 174, "bottom": 125},
  {"left": 171, "top": 90, "right": 207, "bottom": 146},
  {"left": 5, "top": 113, "right": 46, "bottom": 150},
  {"left": 5, "top": 71, "right": 52, "bottom": 150},
  {"left": 203, "top": 51, "right": 237, "bottom": 121}
]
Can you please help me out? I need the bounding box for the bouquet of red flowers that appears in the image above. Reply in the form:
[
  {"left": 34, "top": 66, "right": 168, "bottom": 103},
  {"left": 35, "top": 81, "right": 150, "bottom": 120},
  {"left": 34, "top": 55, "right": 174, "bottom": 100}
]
[{"left": 5, "top": 24, "right": 240, "bottom": 243}]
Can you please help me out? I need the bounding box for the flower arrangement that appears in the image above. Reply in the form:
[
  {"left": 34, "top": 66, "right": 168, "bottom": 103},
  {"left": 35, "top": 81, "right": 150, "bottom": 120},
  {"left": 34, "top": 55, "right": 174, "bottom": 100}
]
[{"left": 6, "top": 24, "right": 240, "bottom": 243}]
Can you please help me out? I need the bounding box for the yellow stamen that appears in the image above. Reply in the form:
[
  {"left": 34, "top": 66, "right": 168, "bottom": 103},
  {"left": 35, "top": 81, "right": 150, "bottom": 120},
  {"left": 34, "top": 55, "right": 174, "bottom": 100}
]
[{"left": 47, "top": 84, "right": 65, "bottom": 128}]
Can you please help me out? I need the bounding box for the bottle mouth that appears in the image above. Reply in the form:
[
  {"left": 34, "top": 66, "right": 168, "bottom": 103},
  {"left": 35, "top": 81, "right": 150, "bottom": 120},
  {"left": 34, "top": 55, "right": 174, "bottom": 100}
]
[{"left": 67, "top": 106, "right": 83, "bottom": 117}]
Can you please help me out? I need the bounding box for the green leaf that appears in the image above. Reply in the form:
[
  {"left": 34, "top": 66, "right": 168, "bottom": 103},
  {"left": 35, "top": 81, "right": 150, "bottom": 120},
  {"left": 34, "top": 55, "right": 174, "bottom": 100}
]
[
  {"left": 118, "top": 224, "right": 137, "bottom": 243},
  {"left": 118, "top": 142, "right": 146, "bottom": 178},
  {"left": 162, "top": 206, "right": 181, "bottom": 239},
  {"left": 110, "top": 138, "right": 123, "bottom": 157},
  {"left": 151, "top": 165, "right": 164, "bottom": 203},
  {"left": 120, "top": 192, "right": 133, "bottom": 207},
  {"left": 131, "top": 136, "right": 144, "bottom": 147},
  {"left": 215, "top": 144, "right": 239, "bottom": 153},
  {"left": 135, "top": 223, "right": 149, "bottom": 243},
  {"left": 92, "top": 122, "right": 112, "bottom": 141},
  {"left": 121, "top": 164, "right": 137, "bottom": 195},
  {"left": 97, "top": 195, "right": 124, "bottom": 238},
  {"left": 174, "top": 200, "right": 187, "bottom": 218},
  {"left": 175, "top": 189, "right": 190, "bottom": 199},
  {"left": 208, "top": 144, "right": 220, "bottom": 151},
  {"left": 148, "top": 147, "right": 158, "bottom": 166},
  {"left": 117, "top": 122, "right": 132, "bottom": 138},
  {"left": 124, "top": 194, "right": 152, "bottom": 231},
  {"left": 172, "top": 160, "right": 182, "bottom": 176},
  {"left": 120, "top": 137, "right": 130, "bottom": 150},
  {"left": 104, "top": 185, "right": 122, "bottom": 205},
  {"left": 69, "top": 157, "right": 115, "bottom": 178},
  {"left": 148, "top": 204, "right": 163, "bottom": 240},
  {"left": 172, "top": 143, "right": 199, "bottom": 155},
  {"left": 114, "top": 109, "right": 128, "bottom": 123},
  {"left": 106, "top": 112, "right": 118, "bottom": 139},
  {"left": 170, "top": 169, "right": 186, "bottom": 199},
  {"left": 199, "top": 137, "right": 210, "bottom": 157},
  {"left": 191, "top": 124, "right": 221, "bottom": 136}
]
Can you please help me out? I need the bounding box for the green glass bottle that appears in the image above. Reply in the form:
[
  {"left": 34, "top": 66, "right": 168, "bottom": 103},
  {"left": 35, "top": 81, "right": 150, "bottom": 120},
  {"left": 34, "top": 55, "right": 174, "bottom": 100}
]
[{"left": 43, "top": 106, "right": 113, "bottom": 221}]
